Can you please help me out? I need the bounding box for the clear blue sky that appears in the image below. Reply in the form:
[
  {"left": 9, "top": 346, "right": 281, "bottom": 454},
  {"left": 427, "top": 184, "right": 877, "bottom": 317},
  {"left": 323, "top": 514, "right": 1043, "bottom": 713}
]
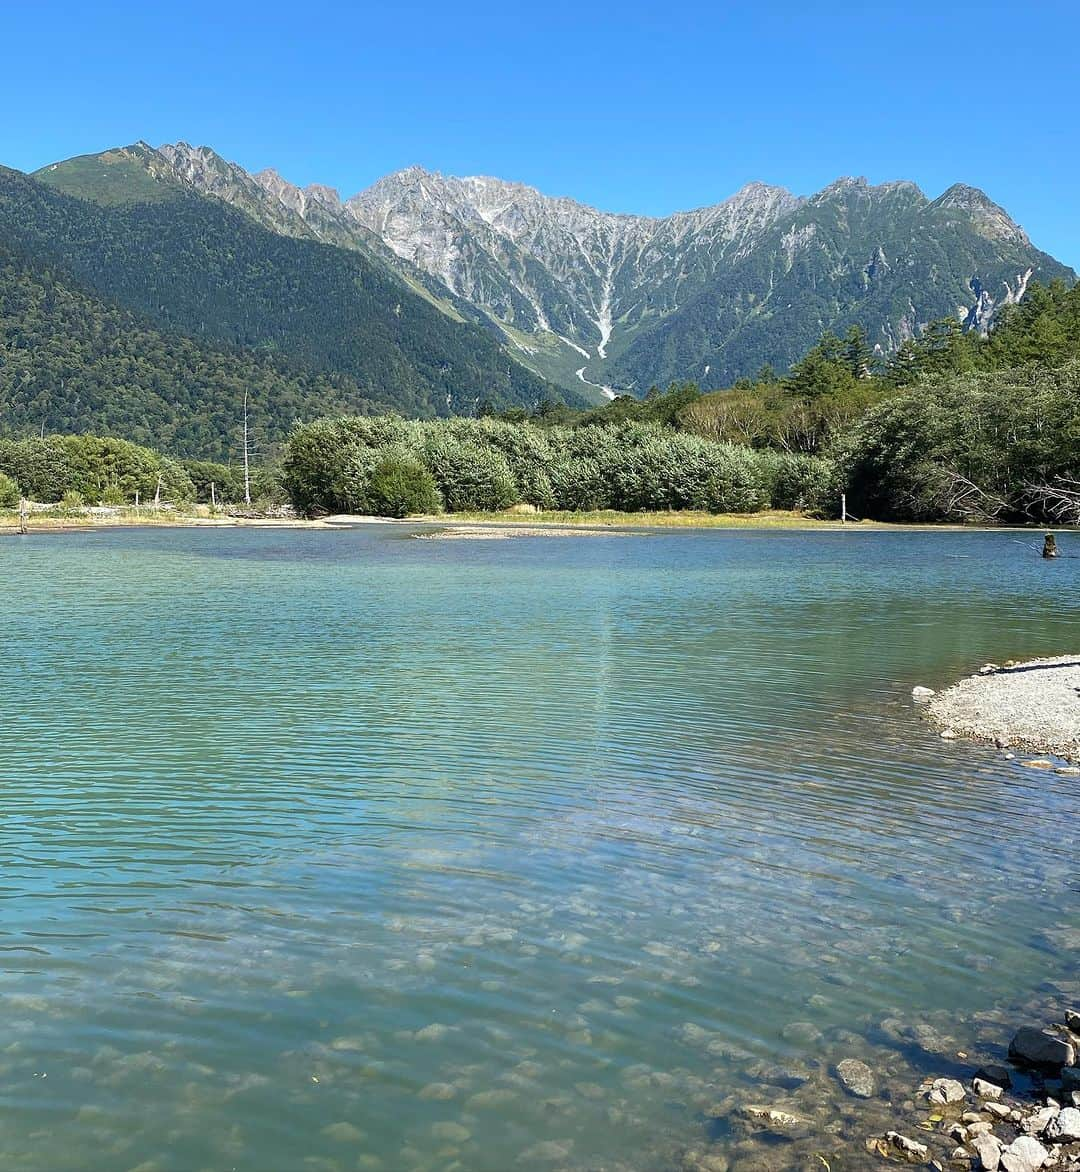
[{"left": 3, "top": 1, "right": 1077, "bottom": 266}]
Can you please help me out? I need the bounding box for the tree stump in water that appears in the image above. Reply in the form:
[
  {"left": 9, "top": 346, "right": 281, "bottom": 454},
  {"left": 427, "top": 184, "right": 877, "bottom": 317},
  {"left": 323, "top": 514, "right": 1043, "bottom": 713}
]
[{"left": 1042, "top": 533, "right": 1059, "bottom": 559}]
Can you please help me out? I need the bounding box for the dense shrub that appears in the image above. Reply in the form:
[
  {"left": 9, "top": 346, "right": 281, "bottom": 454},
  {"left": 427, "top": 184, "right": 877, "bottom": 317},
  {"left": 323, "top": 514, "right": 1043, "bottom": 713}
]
[
  {"left": 183, "top": 459, "right": 246, "bottom": 504},
  {"left": 283, "top": 415, "right": 802, "bottom": 516},
  {"left": 0, "top": 437, "right": 76, "bottom": 502},
  {"left": 548, "top": 456, "right": 610, "bottom": 511},
  {"left": 833, "top": 363, "right": 1080, "bottom": 522},
  {"left": 756, "top": 451, "right": 836, "bottom": 513},
  {"left": 280, "top": 417, "right": 415, "bottom": 514},
  {"left": 422, "top": 435, "right": 517, "bottom": 512},
  {"left": 0, "top": 471, "right": 19, "bottom": 508},
  {"left": 367, "top": 452, "right": 442, "bottom": 517},
  {"left": 249, "top": 464, "right": 288, "bottom": 509},
  {"left": 0, "top": 434, "right": 195, "bottom": 504}
]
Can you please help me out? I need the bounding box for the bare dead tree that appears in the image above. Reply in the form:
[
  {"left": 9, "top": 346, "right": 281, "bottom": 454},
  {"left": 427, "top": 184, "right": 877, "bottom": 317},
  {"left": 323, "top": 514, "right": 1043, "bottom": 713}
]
[
  {"left": 242, "top": 389, "right": 252, "bottom": 507},
  {"left": 904, "top": 467, "right": 1009, "bottom": 523},
  {"left": 1022, "top": 477, "right": 1080, "bottom": 525}
]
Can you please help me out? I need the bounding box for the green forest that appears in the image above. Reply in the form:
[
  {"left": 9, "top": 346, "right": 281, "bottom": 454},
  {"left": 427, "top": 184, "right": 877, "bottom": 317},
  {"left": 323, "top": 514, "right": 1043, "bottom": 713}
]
[
  {"left": 0, "top": 251, "right": 388, "bottom": 459},
  {"left": 3, "top": 265, "right": 1079, "bottom": 525},
  {"left": 281, "top": 279, "right": 1080, "bottom": 524},
  {"left": 0, "top": 164, "right": 574, "bottom": 443}
]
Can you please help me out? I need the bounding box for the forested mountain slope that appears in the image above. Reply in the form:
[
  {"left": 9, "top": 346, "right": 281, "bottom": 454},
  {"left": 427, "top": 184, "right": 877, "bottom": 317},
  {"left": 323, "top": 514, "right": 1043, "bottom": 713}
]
[
  {"left": 112, "top": 143, "right": 1072, "bottom": 396},
  {"left": 0, "top": 247, "right": 388, "bottom": 459},
  {"left": 1, "top": 157, "right": 573, "bottom": 429}
]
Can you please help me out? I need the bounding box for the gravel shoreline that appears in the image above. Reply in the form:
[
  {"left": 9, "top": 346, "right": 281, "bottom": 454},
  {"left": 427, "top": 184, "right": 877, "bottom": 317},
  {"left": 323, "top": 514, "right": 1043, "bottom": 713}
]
[{"left": 922, "top": 657, "right": 1080, "bottom": 763}]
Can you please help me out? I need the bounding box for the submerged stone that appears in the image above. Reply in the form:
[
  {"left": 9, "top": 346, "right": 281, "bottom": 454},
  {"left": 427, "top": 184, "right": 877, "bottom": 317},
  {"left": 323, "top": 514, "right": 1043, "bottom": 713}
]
[
  {"left": 738, "top": 1104, "right": 814, "bottom": 1137},
  {"left": 780, "top": 1021, "right": 823, "bottom": 1045},
  {"left": 680, "top": 1148, "right": 729, "bottom": 1172},
  {"left": 835, "top": 1058, "right": 876, "bottom": 1099}
]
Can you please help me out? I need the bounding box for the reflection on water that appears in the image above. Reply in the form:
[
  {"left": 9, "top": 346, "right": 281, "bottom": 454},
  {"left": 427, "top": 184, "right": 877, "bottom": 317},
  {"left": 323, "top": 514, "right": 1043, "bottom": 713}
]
[{"left": 1, "top": 526, "right": 1077, "bottom": 1171}]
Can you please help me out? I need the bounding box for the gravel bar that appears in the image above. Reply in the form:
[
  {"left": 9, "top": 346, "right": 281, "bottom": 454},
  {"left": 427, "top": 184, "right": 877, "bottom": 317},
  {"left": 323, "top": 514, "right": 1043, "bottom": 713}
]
[{"left": 925, "top": 655, "right": 1080, "bottom": 761}]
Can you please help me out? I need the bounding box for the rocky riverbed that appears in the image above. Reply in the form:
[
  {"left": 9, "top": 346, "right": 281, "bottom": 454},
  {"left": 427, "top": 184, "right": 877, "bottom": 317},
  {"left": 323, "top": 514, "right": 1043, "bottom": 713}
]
[
  {"left": 918, "top": 657, "right": 1080, "bottom": 762},
  {"left": 671, "top": 989, "right": 1079, "bottom": 1172}
]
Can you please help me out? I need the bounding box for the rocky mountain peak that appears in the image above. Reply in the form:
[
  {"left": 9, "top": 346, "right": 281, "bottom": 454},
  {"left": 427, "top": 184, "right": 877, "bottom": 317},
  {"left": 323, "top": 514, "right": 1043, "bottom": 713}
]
[
  {"left": 305, "top": 183, "right": 342, "bottom": 207},
  {"left": 931, "top": 183, "right": 1029, "bottom": 244},
  {"left": 96, "top": 144, "right": 1070, "bottom": 396}
]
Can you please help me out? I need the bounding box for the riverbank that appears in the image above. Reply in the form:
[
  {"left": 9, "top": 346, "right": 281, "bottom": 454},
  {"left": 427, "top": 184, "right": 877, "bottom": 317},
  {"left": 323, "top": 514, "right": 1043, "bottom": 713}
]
[
  {"left": 0, "top": 505, "right": 335, "bottom": 535},
  {"left": 5, "top": 505, "right": 1079, "bottom": 538},
  {"left": 418, "top": 508, "right": 854, "bottom": 530},
  {"left": 0, "top": 505, "right": 863, "bottom": 534},
  {"left": 922, "top": 656, "right": 1080, "bottom": 763}
]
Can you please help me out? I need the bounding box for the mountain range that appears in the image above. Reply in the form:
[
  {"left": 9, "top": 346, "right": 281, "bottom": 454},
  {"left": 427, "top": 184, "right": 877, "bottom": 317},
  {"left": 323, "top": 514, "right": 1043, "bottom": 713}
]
[{"left": 0, "top": 140, "right": 1073, "bottom": 457}]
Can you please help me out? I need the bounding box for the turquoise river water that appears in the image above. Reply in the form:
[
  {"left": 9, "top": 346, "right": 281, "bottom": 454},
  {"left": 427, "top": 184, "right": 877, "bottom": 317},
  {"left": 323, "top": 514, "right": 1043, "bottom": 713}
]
[{"left": 0, "top": 525, "right": 1077, "bottom": 1171}]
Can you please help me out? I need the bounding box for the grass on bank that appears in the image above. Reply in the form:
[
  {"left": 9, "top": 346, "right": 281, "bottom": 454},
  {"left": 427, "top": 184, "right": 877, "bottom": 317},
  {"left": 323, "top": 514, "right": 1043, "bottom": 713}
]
[
  {"left": 0, "top": 504, "right": 224, "bottom": 533},
  {"left": 4, "top": 504, "right": 1073, "bottom": 535},
  {"left": 1, "top": 505, "right": 846, "bottom": 532},
  {"left": 418, "top": 509, "right": 873, "bottom": 529}
]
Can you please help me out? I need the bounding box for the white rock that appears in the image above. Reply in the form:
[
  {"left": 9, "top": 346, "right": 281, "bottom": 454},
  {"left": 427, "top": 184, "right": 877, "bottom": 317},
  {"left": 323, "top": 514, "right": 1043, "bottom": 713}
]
[
  {"left": 1046, "top": 1106, "right": 1080, "bottom": 1142},
  {"left": 1022, "top": 1106, "right": 1058, "bottom": 1135},
  {"left": 913, "top": 685, "right": 936, "bottom": 700},
  {"left": 1000, "top": 1136, "right": 1049, "bottom": 1172},
  {"left": 886, "top": 1131, "right": 929, "bottom": 1159},
  {"left": 929, "top": 1078, "right": 966, "bottom": 1104},
  {"left": 973, "top": 1132, "right": 1002, "bottom": 1171},
  {"left": 974, "top": 1078, "right": 1004, "bottom": 1100}
]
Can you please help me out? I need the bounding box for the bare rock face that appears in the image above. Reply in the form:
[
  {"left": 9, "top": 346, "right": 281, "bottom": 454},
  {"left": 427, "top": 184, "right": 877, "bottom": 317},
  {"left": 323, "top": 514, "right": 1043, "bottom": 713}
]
[
  {"left": 345, "top": 170, "right": 801, "bottom": 365},
  {"left": 147, "top": 144, "right": 1073, "bottom": 397}
]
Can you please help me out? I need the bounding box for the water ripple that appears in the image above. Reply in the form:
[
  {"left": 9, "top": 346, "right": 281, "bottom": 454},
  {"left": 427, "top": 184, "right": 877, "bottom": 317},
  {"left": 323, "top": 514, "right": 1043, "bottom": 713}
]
[{"left": 0, "top": 526, "right": 1077, "bottom": 1170}]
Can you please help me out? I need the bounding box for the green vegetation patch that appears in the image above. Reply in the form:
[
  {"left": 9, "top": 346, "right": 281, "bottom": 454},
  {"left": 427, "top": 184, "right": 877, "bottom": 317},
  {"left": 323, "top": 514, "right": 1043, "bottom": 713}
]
[{"left": 33, "top": 146, "right": 182, "bottom": 205}]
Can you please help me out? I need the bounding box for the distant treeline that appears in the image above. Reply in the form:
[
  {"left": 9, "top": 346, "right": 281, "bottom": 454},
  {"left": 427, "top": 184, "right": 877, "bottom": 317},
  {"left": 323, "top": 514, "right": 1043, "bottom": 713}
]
[
  {"left": 282, "top": 416, "right": 831, "bottom": 516},
  {"left": 285, "top": 279, "right": 1080, "bottom": 524},
  {"left": 5, "top": 279, "right": 1079, "bottom": 524},
  {"left": 0, "top": 434, "right": 275, "bottom": 508}
]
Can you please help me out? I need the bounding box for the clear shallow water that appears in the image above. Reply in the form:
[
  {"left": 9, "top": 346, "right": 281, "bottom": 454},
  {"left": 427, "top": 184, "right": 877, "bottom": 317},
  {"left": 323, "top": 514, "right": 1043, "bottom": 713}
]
[{"left": 1, "top": 525, "right": 1077, "bottom": 1172}]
